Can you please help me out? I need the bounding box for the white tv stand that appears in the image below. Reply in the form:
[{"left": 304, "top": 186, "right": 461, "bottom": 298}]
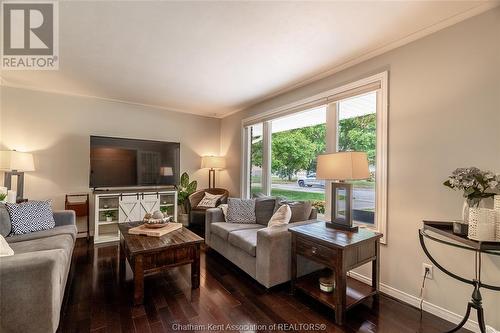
[{"left": 93, "top": 188, "right": 177, "bottom": 244}]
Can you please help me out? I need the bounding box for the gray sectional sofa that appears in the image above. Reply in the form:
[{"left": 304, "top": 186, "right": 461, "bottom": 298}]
[
  {"left": 205, "top": 197, "right": 322, "bottom": 288},
  {"left": 0, "top": 206, "right": 77, "bottom": 333}
]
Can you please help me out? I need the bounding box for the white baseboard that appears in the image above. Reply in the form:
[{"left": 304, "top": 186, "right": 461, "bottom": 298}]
[{"left": 348, "top": 271, "right": 498, "bottom": 333}]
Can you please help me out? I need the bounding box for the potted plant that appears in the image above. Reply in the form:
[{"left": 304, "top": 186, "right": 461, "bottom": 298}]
[
  {"left": 177, "top": 172, "right": 197, "bottom": 225},
  {"left": 0, "top": 193, "right": 6, "bottom": 204},
  {"left": 103, "top": 210, "right": 114, "bottom": 222},
  {"left": 311, "top": 200, "right": 326, "bottom": 215},
  {"left": 444, "top": 167, "right": 500, "bottom": 222}
]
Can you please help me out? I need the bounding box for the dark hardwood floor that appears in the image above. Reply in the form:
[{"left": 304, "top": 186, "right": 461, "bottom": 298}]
[{"left": 59, "top": 239, "right": 469, "bottom": 333}]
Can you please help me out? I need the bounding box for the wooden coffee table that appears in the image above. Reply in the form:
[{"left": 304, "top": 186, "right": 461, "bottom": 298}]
[{"left": 118, "top": 222, "right": 203, "bottom": 305}]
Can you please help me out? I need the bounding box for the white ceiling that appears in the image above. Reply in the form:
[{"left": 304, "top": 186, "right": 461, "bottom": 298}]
[{"left": 1, "top": 1, "right": 497, "bottom": 118}]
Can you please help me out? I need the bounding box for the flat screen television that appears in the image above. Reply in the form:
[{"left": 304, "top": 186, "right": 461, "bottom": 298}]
[{"left": 89, "top": 136, "right": 180, "bottom": 188}]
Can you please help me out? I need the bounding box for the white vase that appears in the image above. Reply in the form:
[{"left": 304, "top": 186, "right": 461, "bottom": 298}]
[
  {"left": 6, "top": 190, "right": 16, "bottom": 203},
  {"left": 462, "top": 199, "right": 486, "bottom": 223},
  {"left": 462, "top": 200, "right": 470, "bottom": 223},
  {"left": 106, "top": 216, "right": 113, "bottom": 222}
]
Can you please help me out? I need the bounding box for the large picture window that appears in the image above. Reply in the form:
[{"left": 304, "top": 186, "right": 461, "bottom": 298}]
[
  {"left": 337, "top": 92, "right": 377, "bottom": 226},
  {"left": 242, "top": 72, "right": 388, "bottom": 242}
]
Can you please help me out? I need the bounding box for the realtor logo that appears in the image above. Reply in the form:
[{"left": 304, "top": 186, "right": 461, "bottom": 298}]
[{"left": 2, "top": 1, "right": 59, "bottom": 70}]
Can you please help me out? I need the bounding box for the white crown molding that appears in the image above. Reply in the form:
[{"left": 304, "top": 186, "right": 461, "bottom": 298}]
[
  {"left": 0, "top": 78, "right": 220, "bottom": 119},
  {"left": 348, "top": 271, "right": 499, "bottom": 333},
  {"left": 220, "top": 1, "right": 499, "bottom": 119}
]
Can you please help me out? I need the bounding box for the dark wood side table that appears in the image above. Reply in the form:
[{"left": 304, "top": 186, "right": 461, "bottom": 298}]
[
  {"left": 118, "top": 222, "right": 203, "bottom": 305},
  {"left": 289, "top": 221, "right": 382, "bottom": 325}
]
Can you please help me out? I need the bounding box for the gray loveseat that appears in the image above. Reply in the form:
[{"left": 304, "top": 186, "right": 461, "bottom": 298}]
[
  {"left": 205, "top": 197, "right": 321, "bottom": 288},
  {"left": 0, "top": 206, "right": 77, "bottom": 333}
]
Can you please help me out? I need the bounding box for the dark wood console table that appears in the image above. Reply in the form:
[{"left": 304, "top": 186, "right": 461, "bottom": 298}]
[
  {"left": 419, "top": 221, "right": 500, "bottom": 333},
  {"left": 289, "top": 222, "right": 382, "bottom": 325}
]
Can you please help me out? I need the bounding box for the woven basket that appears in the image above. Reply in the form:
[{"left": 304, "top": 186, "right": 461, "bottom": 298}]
[{"left": 468, "top": 207, "right": 496, "bottom": 241}]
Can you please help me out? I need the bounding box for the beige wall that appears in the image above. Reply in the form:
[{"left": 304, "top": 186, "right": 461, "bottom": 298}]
[
  {"left": 220, "top": 8, "right": 500, "bottom": 330},
  {"left": 0, "top": 87, "right": 221, "bottom": 210}
]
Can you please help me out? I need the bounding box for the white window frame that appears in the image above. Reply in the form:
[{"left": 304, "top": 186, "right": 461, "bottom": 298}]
[{"left": 241, "top": 71, "right": 388, "bottom": 243}]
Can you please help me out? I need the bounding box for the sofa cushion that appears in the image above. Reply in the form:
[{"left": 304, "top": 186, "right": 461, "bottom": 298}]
[
  {"left": 0, "top": 203, "right": 12, "bottom": 237},
  {"left": 255, "top": 197, "right": 276, "bottom": 225},
  {"left": 6, "top": 224, "right": 77, "bottom": 244},
  {"left": 6, "top": 200, "right": 55, "bottom": 235},
  {"left": 8, "top": 233, "right": 74, "bottom": 283},
  {"left": 9, "top": 234, "right": 74, "bottom": 257},
  {"left": 210, "top": 222, "right": 263, "bottom": 241},
  {"left": 5, "top": 234, "right": 73, "bottom": 309},
  {"left": 274, "top": 199, "right": 313, "bottom": 223},
  {"left": 227, "top": 198, "right": 256, "bottom": 224},
  {"left": 228, "top": 228, "right": 259, "bottom": 257}
]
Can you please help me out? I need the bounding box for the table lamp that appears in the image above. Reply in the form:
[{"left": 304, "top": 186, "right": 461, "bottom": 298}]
[
  {"left": 316, "top": 151, "right": 370, "bottom": 232},
  {"left": 0, "top": 150, "right": 35, "bottom": 202},
  {"left": 201, "top": 156, "right": 226, "bottom": 188}
]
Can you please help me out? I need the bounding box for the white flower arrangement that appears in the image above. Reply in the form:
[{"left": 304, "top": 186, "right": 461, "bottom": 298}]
[{"left": 443, "top": 167, "right": 500, "bottom": 207}]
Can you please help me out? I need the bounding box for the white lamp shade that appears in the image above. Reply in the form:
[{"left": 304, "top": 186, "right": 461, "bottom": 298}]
[
  {"left": 316, "top": 151, "right": 369, "bottom": 180},
  {"left": 0, "top": 151, "right": 35, "bottom": 172},
  {"left": 201, "top": 156, "right": 226, "bottom": 169},
  {"left": 160, "top": 166, "right": 174, "bottom": 176}
]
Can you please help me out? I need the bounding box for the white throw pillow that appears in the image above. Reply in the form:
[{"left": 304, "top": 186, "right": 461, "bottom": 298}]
[
  {"left": 268, "top": 204, "right": 292, "bottom": 227},
  {"left": 0, "top": 235, "right": 14, "bottom": 257},
  {"left": 219, "top": 204, "right": 228, "bottom": 221},
  {"left": 197, "top": 192, "right": 223, "bottom": 208}
]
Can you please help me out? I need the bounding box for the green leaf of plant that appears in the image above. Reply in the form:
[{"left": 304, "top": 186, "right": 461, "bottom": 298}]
[
  {"left": 177, "top": 192, "right": 187, "bottom": 205},
  {"left": 464, "top": 188, "right": 475, "bottom": 196},
  {"left": 187, "top": 180, "right": 197, "bottom": 194},
  {"left": 180, "top": 172, "right": 189, "bottom": 188}
]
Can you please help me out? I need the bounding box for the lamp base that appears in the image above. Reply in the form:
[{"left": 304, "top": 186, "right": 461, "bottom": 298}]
[
  {"left": 325, "top": 221, "right": 359, "bottom": 232},
  {"left": 4, "top": 171, "right": 25, "bottom": 202},
  {"left": 208, "top": 168, "right": 216, "bottom": 189}
]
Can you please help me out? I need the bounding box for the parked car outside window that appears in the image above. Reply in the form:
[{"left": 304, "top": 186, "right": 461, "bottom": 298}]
[{"left": 297, "top": 173, "right": 325, "bottom": 188}]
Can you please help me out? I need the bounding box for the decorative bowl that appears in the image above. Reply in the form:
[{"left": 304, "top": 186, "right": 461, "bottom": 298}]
[{"left": 142, "top": 213, "right": 173, "bottom": 228}]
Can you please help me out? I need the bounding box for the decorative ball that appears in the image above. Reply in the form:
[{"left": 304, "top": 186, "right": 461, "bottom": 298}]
[
  {"left": 152, "top": 210, "right": 164, "bottom": 219},
  {"left": 144, "top": 213, "right": 152, "bottom": 220}
]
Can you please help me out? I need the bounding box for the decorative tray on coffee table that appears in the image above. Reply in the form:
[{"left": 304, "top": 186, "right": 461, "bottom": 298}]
[{"left": 128, "top": 222, "right": 182, "bottom": 237}]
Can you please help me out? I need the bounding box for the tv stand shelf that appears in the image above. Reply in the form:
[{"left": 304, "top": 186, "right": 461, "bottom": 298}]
[{"left": 93, "top": 189, "right": 177, "bottom": 244}]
